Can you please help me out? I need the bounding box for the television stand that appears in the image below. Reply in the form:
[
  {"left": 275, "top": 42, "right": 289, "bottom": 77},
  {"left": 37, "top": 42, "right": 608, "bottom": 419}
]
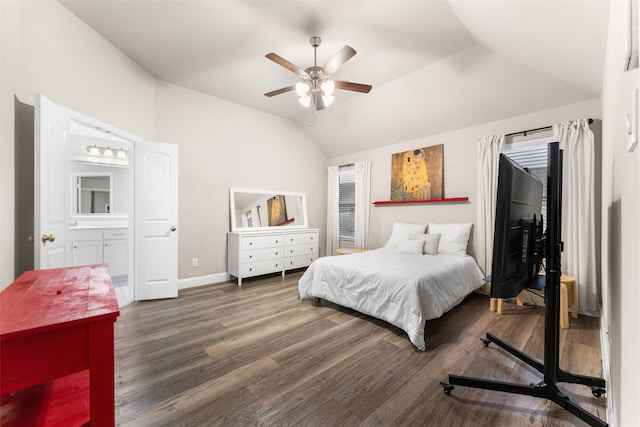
[{"left": 440, "top": 273, "right": 607, "bottom": 427}]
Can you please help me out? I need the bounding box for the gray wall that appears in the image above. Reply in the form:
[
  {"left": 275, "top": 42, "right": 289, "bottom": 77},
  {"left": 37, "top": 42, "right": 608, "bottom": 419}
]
[
  {"left": 600, "top": 1, "right": 640, "bottom": 425},
  {"left": 0, "top": 0, "right": 326, "bottom": 287},
  {"left": 328, "top": 99, "right": 601, "bottom": 258}
]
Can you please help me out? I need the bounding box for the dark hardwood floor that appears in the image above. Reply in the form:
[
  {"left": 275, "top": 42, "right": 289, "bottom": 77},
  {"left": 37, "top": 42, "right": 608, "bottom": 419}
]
[{"left": 114, "top": 271, "right": 606, "bottom": 426}]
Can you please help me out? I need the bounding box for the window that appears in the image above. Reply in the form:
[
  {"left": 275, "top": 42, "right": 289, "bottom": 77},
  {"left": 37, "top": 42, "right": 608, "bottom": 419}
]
[
  {"left": 502, "top": 137, "right": 554, "bottom": 230},
  {"left": 338, "top": 168, "right": 356, "bottom": 240}
]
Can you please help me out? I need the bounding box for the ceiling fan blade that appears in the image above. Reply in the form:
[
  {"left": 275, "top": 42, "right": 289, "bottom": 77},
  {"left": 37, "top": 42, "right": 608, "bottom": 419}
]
[
  {"left": 264, "top": 85, "right": 296, "bottom": 97},
  {"left": 334, "top": 80, "right": 372, "bottom": 94},
  {"left": 323, "top": 45, "right": 357, "bottom": 76},
  {"left": 265, "top": 53, "right": 307, "bottom": 77}
]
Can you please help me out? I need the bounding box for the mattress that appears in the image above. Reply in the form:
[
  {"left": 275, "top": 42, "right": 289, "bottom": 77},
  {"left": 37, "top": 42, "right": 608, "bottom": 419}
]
[{"left": 298, "top": 248, "right": 484, "bottom": 350}]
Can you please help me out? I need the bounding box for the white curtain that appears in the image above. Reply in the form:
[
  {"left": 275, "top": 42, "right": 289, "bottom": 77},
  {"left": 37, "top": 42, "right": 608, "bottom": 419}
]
[
  {"left": 476, "top": 134, "right": 505, "bottom": 276},
  {"left": 326, "top": 166, "right": 340, "bottom": 256},
  {"left": 354, "top": 161, "right": 372, "bottom": 249},
  {"left": 553, "top": 119, "right": 598, "bottom": 314}
]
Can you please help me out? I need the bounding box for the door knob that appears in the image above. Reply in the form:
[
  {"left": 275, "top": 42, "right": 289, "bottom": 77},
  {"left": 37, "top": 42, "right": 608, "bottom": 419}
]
[
  {"left": 170, "top": 226, "right": 177, "bottom": 232},
  {"left": 41, "top": 234, "right": 55, "bottom": 244}
]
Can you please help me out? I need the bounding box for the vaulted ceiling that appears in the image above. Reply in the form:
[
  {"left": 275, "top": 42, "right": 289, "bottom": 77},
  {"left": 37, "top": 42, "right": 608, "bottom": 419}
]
[{"left": 60, "top": 0, "right": 610, "bottom": 157}]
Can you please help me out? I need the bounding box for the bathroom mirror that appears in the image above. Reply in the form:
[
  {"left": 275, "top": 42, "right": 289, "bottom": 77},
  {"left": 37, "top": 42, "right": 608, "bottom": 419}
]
[
  {"left": 72, "top": 173, "right": 113, "bottom": 214},
  {"left": 229, "top": 188, "right": 308, "bottom": 232}
]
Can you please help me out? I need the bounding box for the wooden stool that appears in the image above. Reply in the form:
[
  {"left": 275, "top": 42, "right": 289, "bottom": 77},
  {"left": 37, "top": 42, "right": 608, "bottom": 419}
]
[
  {"left": 333, "top": 248, "right": 366, "bottom": 256},
  {"left": 489, "top": 274, "right": 579, "bottom": 328}
]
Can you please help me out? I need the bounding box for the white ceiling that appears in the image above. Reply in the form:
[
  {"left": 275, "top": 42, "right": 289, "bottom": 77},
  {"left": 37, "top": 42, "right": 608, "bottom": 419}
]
[{"left": 60, "top": 0, "right": 610, "bottom": 157}]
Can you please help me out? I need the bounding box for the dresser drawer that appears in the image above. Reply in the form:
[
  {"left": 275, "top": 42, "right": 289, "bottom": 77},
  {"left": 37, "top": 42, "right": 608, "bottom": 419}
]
[
  {"left": 104, "top": 229, "right": 128, "bottom": 240},
  {"left": 228, "top": 228, "right": 318, "bottom": 286},
  {"left": 242, "top": 247, "right": 282, "bottom": 263},
  {"left": 285, "top": 254, "right": 317, "bottom": 270},
  {"left": 284, "top": 232, "right": 317, "bottom": 246},
  {"left": 285, "top": 244, "right": 317, "bottom": 257},
  {"left": 241, "top": 235, "right": 284, "bottom": 250},
  {"left": 242, "top": 260, "right": 283, "bottom": 278},
  {"left": 69, "top": 229, "right": 103, "bottom": 242}
]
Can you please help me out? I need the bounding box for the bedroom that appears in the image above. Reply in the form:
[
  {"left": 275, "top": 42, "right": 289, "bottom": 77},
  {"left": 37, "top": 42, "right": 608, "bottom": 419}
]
[{"left": 0, "top": 0, "right": 637, "bottom": 425}]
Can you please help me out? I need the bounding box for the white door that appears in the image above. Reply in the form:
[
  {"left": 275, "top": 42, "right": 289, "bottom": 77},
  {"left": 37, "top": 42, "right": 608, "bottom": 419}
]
[
  {"left": 134, "top": 142, "right": 179, "bottom": 300},
  {"left": 34, "top": 94, "right": 70, "bottom": 269}
]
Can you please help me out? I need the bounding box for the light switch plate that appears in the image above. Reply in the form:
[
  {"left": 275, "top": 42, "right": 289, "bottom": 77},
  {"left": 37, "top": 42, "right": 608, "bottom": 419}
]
[{"left": 629, "top": 89, "right": 638, "bottom": 153}]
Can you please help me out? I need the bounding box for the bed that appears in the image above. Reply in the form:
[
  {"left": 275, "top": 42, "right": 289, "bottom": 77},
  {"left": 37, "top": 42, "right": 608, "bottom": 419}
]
[{"left": 297, "top": 222, "right": 485, "bottom": 351}]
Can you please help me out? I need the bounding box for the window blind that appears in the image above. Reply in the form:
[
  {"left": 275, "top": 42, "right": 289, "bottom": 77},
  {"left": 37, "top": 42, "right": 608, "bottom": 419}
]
[
  {"left": 338, "top": 169, "right": 356, "bottom": 239},
  {"left": 503, "top": 142, "right": 548, "bottom": 229}
]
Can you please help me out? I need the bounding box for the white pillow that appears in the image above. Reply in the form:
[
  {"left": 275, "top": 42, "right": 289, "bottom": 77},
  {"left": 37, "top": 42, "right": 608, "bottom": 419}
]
[
  {"left": 428, "top": 222, "right": 472, "bottom": 256},
  {"left": 384, "top": 222, "right": 427, "bottom": 249},
  {"left": 397, "top": 240, "right": 425, "bottom": 255},
  {"left": 417, "top": 233, "right": 441, "bottom": 255}
]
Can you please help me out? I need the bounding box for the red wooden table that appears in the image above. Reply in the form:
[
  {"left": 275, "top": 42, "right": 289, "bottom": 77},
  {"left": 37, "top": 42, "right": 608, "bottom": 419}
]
[{"left": 0, "top": 265, "right": 120, "bottom": 426}]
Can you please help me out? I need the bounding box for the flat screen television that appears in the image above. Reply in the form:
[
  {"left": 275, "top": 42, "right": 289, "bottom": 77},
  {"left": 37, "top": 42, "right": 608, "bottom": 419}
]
[{"left": 490, "top": 152, "right": 545, "bottom": 299}]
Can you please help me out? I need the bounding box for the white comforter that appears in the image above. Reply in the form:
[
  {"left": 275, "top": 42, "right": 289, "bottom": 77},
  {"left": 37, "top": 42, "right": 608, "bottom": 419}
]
[{"left": 298, "top": 248, "right": 484, "bottom": 351}]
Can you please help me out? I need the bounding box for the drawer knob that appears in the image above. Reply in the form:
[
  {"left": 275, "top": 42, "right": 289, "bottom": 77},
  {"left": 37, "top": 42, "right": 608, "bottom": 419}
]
[
  {"left": 275, "top": 264, "right": 278, "bottom": 267},
  {"left": 290, "top": 250, "right": 293, "bottom": 253},
  {"left": 275, "top": 252, "right": 278, "bottom": 255},
  {"left": 249, "top": 242, "right": 253, "bottom": 246},
  {"left": 275, "top": 240, "right": 279, "bottom": 243},
  {"left": 249, "top": 268, "right": 253, "bottom": 271},
  {"left": 249, "top": 255, "right": 252, "bottom": 259}
]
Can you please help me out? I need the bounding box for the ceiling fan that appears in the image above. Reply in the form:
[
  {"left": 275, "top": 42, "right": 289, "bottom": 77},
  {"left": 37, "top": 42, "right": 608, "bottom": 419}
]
[{"left": 264, "top": 36, "right": 372, "bottom": 111}]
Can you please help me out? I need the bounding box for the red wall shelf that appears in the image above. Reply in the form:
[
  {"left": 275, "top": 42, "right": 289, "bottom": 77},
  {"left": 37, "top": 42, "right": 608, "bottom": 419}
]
[{"left": 372, "top": 197, "right": 469, "bottom": 206}]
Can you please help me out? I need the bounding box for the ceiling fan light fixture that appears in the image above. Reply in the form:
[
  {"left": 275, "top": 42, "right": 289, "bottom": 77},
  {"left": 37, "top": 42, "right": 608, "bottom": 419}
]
[
  {"left": 298, "top": 94, "right": 311, "bottom": 108},
  {"left": 264, "top": 36, "right": 371, "bottom": 114},
  {"left": 321, "top": 80, "right": 335, "bottom": 96},
  {"left": 295, "top": 82, "right": 310, "bottom": 97}
]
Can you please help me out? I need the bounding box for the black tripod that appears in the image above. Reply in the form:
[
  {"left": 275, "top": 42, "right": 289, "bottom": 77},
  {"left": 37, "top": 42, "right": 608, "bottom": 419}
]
[
  {"left": 439, "top": 268, "right": 607, "bottom": 426},
  {"left": 440, "top": 144, "right": 607, "bottom": 426}
]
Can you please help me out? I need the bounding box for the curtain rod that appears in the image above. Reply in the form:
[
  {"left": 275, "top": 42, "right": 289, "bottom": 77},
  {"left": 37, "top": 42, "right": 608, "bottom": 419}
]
[{"left": 505, "top": 118, "right": 593, "bottom": 138}]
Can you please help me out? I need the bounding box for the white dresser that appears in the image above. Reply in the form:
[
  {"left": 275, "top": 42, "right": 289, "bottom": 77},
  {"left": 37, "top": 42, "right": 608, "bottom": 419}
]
[{"left": 228, "top": 228, "right": 318, "bottom": 286}]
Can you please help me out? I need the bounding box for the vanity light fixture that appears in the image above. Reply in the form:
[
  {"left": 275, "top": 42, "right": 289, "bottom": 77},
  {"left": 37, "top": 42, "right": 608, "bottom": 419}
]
[
  {"left": 86, "top": 144, "right": 128, "bottom": 159},
  {"left": 88, "top": 145, "right": 100, "bottom": 156}
]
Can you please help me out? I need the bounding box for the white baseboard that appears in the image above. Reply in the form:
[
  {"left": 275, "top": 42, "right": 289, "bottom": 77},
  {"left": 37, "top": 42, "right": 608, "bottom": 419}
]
[{"left": 178, "top": 272, "right": 230, "bottom": 290}]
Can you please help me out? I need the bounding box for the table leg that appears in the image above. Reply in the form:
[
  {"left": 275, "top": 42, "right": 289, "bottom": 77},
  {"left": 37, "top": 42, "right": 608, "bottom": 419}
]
[
  {"left": 89, "top": 320, "right": 116, "bottom": 426},
  {"left": 571, "top": 280, "right": 579, "bottom": 319},
  {"left": 560, "top": 283, "right": 569, "bottom": 329},
  {"left": 489, "top": 298, "right": 504, "bottom": 314}
]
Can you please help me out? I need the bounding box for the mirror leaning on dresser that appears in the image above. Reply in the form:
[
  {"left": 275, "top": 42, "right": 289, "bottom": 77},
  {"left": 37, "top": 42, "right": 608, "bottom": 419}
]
[{"left": 227, "top": 188, "right": 318, "bottom": 286}]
